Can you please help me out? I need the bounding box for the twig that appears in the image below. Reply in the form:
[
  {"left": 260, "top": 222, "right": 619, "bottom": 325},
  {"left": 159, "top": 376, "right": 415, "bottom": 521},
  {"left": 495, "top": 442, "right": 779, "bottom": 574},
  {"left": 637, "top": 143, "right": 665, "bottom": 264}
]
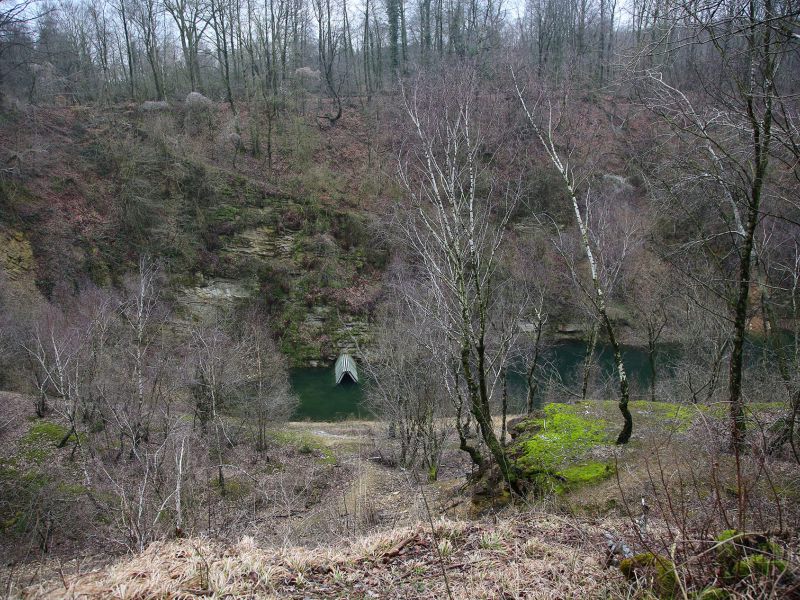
[{"left": 411, "top": 471, "right": 455, "bottom": 600}]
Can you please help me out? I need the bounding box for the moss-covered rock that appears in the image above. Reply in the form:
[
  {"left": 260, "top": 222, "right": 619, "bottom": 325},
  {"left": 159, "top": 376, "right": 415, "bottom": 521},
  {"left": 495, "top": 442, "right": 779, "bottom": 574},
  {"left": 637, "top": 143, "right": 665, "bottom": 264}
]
[
  {"left": 509, "top": 403, "right": 614, "bottom": 494},
  {"left": 514, "top": 404, "right": 608, "bottom": 467},
  {"left": 619, "top": 552, "right": 679, "bottom": 599},
  {"left": 558, "top": 462, "right": 615, "bottom": 485},
  {"left": 714, "top": 529, "right": 783, "bottom": 562},
  {"left": 714, "top": 529, "right": 788, "bottom": 585},
  {"left": 731, "top": 554, "right": 787, "bottom": 579},
  {"left": 506, "top": 413, "right": 544, "bottom": 439},
  {"left": 693, "top": 587, "right": 730, "bottom": 600}
]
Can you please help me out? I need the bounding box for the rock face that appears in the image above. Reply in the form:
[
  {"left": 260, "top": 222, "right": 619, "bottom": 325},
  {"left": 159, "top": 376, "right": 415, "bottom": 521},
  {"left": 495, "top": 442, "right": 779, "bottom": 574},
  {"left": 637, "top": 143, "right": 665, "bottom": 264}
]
[
  {"left": 177, "top": 278, "right": 252, "bottom": 323},
  {"left": 0, "top": 229, "right": 35, "bottom": 283},
  {"left": 222, "top": 225, "right": 294, "bottom": 260},
  {"left": 176, "top": 216, "right": 373, "bottom": 365}
]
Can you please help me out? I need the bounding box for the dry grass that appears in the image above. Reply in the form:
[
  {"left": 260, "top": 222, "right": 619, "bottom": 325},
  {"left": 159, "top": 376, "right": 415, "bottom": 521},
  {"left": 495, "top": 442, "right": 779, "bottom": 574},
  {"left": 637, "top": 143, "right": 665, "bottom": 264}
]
[{"left": 17, "top": 513, "right": 625, "bottom": 599}]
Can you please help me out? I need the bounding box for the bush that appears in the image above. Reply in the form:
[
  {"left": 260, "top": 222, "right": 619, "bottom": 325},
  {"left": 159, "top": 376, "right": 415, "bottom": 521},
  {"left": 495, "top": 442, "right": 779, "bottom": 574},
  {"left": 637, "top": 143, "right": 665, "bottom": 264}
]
[{"left": 331, "top": 211, "right": 368, "bottom": 250}]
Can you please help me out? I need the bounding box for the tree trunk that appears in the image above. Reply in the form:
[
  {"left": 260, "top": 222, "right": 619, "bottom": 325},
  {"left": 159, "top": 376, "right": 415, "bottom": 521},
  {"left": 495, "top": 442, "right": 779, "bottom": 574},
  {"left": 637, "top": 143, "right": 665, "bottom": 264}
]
[
  {"left": 729, "top": 0, "right": 773, "bottom": 453},
  {"left": 514, "top": 80, "right": 634, "bottom": 445},
  {"left": 581, "top": 322, "right": 598, "bottom": 402},
  {"left": 526, "top": 318, "right": 544, "bottom": 414}
]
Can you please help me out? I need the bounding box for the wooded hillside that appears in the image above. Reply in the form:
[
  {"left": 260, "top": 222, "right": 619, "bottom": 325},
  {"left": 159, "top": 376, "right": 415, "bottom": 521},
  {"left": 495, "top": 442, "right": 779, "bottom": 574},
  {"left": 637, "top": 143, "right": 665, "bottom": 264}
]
[{"left": 0, "top": 0, "right": 799, "bottom": 597}]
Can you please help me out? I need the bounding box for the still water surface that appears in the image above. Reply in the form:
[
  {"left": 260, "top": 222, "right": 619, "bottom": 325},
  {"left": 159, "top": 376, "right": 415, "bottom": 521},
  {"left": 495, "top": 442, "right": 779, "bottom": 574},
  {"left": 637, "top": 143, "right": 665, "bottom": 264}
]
[{"left": 289, "top": 341, "right": 658, "bottom": 421}]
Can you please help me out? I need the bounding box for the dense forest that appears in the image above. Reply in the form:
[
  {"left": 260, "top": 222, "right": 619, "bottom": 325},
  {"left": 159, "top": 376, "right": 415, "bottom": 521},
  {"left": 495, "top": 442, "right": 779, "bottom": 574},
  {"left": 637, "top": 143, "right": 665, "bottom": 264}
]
[{"left": 0, "top": 0, "right": 799, "bottom": 597}]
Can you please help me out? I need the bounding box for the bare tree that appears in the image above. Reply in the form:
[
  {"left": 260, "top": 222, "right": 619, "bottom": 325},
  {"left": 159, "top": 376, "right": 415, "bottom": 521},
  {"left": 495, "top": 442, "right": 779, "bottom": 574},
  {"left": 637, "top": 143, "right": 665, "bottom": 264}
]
[
  {"left": 187, "top": 311, "right": 294, "bottom": 492},
  {"left": 516, "top": 289, "right": 548, "bottom": 415},
  {"left": 398, "top": 67, "right": 520, "bottom": 489},
  {"left": 187, "top": 322, "right": 240, "bottom": 494},
  {"left": 112, "top": 257, "right": 173, "bottom": 457},
  {"left": 0, "top": 0, "right": 43, "bottom": 94},
  {"left": 165, "top": 0, "right": 208, "bottom": 92},
  {"left": 24, "top": 288, "right": 116, "bottom": 452},
  {"left": 639, "top": 0, "right": 796, "bottom": 452},
  {"left": 361, "top": 287, "right": 451, "bottom": 479},
  {"left": 236, "top": 309, "right": 297, "bottom": 451},
  {"left": 514, "top": 74, "right": 634, "bottom": 444},
  {"left": 312, "top": 0, "right": 343, "bottom": 123},
  {"left": 130, "top": 0, "right": 166, "bottom": 99},
  {"left": 629, "top": 262, "right": 672, "bottom": 403}
]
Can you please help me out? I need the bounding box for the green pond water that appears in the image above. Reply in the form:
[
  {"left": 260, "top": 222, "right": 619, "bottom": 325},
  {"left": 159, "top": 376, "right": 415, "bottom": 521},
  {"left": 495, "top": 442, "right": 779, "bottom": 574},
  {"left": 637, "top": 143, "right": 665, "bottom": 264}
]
[
  {"left": 289, "top": 341, "right": 661, "bottom": 421},
  {"left": 290, "top": 368, "right": 367, "bottom": 421}
]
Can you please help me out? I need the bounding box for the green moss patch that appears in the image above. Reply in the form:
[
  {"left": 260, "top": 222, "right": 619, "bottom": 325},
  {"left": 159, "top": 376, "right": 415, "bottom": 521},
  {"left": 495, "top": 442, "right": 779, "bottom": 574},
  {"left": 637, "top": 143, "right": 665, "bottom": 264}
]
[
  {"left": 511, "top": 403, "right": 614, "bottom": 492},
  {"left": 20, "top": 421, "right": 76, "bottom": 464},
  {"left": 558, "top": 462, "right": 615, "bottom": 485},
  {"left": 620, "top": 553, "right": 679, "bottom": 599}
]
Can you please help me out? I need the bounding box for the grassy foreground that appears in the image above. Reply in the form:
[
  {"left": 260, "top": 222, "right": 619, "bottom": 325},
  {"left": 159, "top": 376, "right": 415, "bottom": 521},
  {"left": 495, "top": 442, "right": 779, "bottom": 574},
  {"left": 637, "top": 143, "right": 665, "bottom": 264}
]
[{"left": 18, "top": 514, "right": 624, "bottom": 599}]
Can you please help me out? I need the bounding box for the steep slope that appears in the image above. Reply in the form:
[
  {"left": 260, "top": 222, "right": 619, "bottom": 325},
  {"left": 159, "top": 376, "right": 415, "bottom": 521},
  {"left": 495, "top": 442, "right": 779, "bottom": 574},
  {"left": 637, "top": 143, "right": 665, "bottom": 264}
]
[{"left": 0, "top": 103, "right": 390, "bottom": 364}]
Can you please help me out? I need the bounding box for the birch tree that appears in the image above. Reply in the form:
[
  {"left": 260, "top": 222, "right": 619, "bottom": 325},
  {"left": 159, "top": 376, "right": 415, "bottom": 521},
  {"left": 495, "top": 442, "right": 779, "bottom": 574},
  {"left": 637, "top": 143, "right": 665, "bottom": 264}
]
[
  {"left": 115, "top": 257, "right": 172, "bottom": 456},
  {"left": 514, "top": 74, "right": 634, "bottom": 444},
  {"left": 398, "top": 68, "right": 519, "bottom": 489}
]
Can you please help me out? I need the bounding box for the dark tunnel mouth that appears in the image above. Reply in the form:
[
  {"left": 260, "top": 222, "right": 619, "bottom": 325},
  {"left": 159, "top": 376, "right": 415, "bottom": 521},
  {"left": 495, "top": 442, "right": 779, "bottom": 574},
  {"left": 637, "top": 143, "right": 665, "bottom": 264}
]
[{"left": 337, "top": 372, "right": 357, "bottom": 385}]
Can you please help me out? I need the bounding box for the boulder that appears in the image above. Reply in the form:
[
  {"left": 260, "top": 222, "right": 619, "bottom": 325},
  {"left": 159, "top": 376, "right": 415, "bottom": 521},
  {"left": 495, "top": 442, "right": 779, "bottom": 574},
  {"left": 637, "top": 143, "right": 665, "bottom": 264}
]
[
  {"left": 506, "top": 413, "right": 544, "bottom": 440},
  {"left": 140, "top": 100, "right": 169, "bottom": 112},
  {"left": 227, "top": 132, "right": 242, "bottom": 150},
  {"left": 185, "top": 91, "right": 213, "bottom": 111}
]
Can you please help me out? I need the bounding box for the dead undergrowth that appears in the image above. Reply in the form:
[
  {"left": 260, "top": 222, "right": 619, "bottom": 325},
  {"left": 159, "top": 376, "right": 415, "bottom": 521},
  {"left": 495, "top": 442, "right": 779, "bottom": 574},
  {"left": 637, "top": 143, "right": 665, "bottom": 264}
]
[{"left": 15, "top": 513, "right": 624, "bottom": 599}]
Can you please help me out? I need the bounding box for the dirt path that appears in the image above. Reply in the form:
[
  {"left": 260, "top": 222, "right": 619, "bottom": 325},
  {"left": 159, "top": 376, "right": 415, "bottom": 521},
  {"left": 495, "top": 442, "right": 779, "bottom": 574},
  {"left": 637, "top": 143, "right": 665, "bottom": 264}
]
[{"left": 283, "top": 420, "right": 459, "bottom": 538}]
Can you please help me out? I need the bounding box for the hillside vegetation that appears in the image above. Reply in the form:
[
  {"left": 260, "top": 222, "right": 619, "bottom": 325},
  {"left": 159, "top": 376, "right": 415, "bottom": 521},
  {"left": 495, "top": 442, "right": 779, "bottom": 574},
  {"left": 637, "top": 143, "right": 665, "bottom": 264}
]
[
  {"left": 0, "top": 103, "right": 389, "bottom": 365},
  {"left": 1, "top": 0, "right": 799, "bottom": 597},
  {"left": 2, "top": 390, "right": 798, "bottom": 598}
]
